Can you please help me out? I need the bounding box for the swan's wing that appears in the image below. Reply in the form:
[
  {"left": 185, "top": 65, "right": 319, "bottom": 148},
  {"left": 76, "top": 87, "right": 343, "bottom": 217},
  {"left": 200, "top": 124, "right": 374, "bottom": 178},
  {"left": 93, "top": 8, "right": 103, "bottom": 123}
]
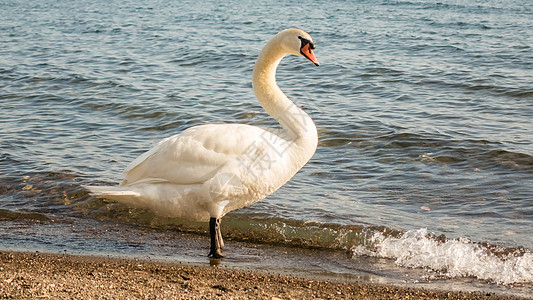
[
  {"left": 123, "top": 136, "right": 172, "bottom": 174},
  {"left": 121, "top": 124, "right": 286, "bottom": 186}
]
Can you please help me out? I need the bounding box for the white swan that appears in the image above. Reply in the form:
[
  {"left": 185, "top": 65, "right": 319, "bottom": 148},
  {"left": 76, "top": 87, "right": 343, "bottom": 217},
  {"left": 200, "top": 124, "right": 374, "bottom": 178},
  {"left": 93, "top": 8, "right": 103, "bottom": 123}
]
[{"left": 84, "top": 28, "right": 319, "bottom": 258}]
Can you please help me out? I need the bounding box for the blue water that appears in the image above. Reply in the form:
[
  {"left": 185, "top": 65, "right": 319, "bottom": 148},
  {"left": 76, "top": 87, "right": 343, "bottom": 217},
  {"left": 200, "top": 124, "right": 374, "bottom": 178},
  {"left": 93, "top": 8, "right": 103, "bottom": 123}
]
[{"left": 1, "top": 0, "right": 532, "bottom": 294}]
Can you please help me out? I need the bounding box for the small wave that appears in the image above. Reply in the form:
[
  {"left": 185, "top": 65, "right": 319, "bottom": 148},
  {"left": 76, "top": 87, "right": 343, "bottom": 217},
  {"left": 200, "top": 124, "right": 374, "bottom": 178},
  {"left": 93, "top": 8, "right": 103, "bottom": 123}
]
[
  {"left": 91, "top": 207, "right": 380, "bottom": 250},
  {"left": 504, "top": 89, "right": 533, "bottom": 98},
  {"left": 352, "top": 228, "right": 533, "bottom": 285},
  {"left": 0, "top": 171, "right": 89, "bottom": 215},
  {"left": 327, "top": 127, "right": 533, "bottom": 172},
  {"left": 0, "top": 209, "right": 49, "bottom": 222}
]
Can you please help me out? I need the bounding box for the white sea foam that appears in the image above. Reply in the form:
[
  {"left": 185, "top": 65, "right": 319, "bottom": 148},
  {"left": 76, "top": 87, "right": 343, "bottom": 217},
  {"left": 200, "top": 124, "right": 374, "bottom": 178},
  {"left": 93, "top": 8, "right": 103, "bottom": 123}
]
[{"left": 352, "top": 228, "right": 533, "bottom": 285}]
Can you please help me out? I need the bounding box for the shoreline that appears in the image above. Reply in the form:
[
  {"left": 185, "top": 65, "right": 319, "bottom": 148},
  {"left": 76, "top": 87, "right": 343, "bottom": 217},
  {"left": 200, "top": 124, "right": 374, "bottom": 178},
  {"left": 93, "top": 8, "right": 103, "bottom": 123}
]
[{"left": 0, "top": 250, "right": 527, "bottom": 299}]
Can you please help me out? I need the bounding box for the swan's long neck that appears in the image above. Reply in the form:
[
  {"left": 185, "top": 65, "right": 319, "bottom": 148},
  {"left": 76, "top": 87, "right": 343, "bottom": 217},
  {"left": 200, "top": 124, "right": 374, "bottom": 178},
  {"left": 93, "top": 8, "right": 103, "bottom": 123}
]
[{"left": 252, "top": 36, "right": 317, "bottom": 145}]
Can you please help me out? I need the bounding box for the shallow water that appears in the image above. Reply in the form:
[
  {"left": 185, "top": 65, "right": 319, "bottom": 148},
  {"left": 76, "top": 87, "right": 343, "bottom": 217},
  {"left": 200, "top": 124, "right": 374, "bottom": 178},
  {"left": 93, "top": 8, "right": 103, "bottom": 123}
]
[{"left": 1, "top": 0, "right": 532, "bottom": 294}]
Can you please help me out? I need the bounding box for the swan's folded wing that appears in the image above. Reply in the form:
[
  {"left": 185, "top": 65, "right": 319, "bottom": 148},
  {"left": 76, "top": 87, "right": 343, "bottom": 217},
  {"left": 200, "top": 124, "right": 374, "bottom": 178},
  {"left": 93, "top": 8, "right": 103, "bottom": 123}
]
[
  {"left": 123, "top": 136, "right": 172, "bottom": 174},
  {"left": 121, "top": 124, "right": 283, "bottom": 186}
]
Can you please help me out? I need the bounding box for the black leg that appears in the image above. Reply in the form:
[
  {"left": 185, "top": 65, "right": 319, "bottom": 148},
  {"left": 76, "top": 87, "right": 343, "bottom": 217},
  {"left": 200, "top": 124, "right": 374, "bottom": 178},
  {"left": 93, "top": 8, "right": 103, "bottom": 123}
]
[{"left": 208, "top": 217, "right": 225, "bottom": 258}]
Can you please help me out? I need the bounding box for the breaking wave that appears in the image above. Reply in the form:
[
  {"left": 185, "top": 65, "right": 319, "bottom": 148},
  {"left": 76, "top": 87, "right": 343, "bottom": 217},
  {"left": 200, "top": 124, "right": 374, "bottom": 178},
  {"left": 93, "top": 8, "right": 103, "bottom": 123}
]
[{"left": 352, "top": 228, "right": 533, "bottom": 285}]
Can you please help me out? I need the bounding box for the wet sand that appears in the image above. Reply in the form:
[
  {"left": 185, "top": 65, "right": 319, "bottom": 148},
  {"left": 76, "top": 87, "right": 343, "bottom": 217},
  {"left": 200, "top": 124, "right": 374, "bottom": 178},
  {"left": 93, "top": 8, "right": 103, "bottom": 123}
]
[{"left": 0, "top": 250, "right": 526, "bottom": 299}]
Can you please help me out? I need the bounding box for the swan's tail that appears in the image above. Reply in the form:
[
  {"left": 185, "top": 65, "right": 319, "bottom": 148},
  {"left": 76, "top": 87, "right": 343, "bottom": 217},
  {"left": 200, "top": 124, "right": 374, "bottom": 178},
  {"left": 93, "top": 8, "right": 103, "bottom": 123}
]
[
  {"left": 83, "top": 185, "right": 151, "bottom": 212},
  {"left": 83, "top": 185, "right": 140, "bottom": 198}
]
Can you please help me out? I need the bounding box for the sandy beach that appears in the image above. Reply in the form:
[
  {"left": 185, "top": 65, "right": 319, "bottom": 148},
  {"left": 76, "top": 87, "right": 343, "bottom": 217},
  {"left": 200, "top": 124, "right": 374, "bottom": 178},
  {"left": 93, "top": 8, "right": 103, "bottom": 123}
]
[{"left": 0, "top": 250, "right": 527, "bottom": 299}]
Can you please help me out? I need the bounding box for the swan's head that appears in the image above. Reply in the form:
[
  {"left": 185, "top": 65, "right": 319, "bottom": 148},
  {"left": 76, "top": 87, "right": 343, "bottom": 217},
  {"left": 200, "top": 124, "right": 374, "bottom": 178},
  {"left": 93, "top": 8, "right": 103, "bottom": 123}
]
[{"left": 279, "top": 28, "right": 320, "bottom": 66}]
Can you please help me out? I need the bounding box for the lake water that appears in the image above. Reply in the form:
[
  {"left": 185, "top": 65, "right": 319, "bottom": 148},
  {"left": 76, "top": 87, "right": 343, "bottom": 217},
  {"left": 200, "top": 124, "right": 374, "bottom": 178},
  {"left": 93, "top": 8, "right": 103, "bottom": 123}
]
[{"left": 1, "top": 0, "right": 532, "bottom": 296}]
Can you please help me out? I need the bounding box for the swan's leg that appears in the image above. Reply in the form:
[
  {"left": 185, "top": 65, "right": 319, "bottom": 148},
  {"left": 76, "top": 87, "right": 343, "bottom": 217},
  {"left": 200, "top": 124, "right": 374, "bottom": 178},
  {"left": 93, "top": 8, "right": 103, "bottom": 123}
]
[
  {"left": 216, "top": 218, "right": 224, "bottom": 249},
  {"left": 208, "top": 217, "right": 225, "bottom": 258}
]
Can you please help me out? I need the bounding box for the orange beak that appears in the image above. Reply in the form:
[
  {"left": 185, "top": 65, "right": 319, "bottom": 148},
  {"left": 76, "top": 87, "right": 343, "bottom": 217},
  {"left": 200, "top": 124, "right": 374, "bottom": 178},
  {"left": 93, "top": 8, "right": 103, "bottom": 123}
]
[{"left": 301, "top": 43, "right": 320, "bottom": 66}]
